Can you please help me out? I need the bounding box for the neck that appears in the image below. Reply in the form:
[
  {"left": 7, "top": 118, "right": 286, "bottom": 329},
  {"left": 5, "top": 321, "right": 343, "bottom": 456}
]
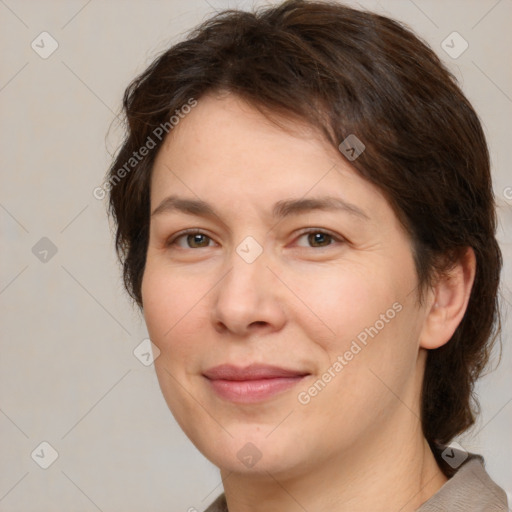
[
  {"left": 221, "top": 428, "right": 446, "bottom": 512},
  {"left": 220, "top": 371, "right": 447, "bottom": 511}
]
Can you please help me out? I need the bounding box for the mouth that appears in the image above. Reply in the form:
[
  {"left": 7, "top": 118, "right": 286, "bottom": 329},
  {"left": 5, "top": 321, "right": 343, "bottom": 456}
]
[{"left": 203, "top": 364, "right": 310, "bottom": 404}]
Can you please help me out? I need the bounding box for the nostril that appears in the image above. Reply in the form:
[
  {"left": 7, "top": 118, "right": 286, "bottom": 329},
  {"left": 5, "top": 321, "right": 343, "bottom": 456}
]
[{"left": 249, "top": 321, "right": 268, "bottom": 328}]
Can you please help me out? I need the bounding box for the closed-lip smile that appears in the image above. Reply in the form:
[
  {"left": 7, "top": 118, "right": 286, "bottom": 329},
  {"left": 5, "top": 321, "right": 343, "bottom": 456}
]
[{"left": 203, "top": 363, "right": 310, "bottom": 403}]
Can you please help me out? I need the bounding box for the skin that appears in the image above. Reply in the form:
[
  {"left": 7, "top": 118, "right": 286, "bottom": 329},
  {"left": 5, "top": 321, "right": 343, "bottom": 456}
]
[{"left": 141, "top": 92, "right": 476, "bottom": 512}]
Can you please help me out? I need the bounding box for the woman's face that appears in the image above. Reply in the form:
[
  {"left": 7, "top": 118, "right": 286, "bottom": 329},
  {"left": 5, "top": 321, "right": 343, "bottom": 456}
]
[{"left": 142, "top": 92, "right": 431, "bottom": 477}]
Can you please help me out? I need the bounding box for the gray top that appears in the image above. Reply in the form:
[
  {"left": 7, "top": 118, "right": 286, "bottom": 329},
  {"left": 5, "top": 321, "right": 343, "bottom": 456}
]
[{"left": 204, "top": 453, "right": 508, "bottom": 511}]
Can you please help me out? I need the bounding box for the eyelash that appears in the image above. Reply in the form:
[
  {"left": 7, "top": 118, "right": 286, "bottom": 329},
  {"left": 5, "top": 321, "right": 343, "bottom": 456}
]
[{"left": 166, "top": 228, "right": 345, "bottom": 249}]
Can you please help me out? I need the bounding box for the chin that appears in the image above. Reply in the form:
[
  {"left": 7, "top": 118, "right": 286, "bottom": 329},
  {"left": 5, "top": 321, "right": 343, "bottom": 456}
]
[{"left": 190, "top": 425, "right": 311, "bottom": 477}]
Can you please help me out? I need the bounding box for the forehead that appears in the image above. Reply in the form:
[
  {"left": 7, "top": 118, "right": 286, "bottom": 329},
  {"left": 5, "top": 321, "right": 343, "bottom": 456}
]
[
  {"left": 157, "top": 92, "right": 332, "bottom": 171},
  {"left": 149, "top": 93, "right": 388, "bottom": 223}
]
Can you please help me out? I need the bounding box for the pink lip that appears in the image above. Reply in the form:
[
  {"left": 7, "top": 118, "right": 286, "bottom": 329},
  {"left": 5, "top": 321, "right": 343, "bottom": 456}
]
[{"left": 203, "top": 364, "right": 309, "bottom": 403}]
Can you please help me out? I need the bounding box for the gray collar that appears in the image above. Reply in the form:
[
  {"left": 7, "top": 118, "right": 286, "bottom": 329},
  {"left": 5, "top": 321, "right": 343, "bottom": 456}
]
[{"left": 417, "top": 452, "right": 508, "bottom": 511}]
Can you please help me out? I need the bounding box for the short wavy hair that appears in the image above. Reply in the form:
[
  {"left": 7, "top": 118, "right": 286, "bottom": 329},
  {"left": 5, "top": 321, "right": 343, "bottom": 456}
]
[{"left": 107, "top": 0, "right": 502, "bottom": 465}]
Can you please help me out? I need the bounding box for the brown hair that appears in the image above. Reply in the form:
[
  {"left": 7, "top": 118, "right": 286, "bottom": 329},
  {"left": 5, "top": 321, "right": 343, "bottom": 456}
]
[{"left": 107, "top": 0, "right": 502, "bottom": 456}]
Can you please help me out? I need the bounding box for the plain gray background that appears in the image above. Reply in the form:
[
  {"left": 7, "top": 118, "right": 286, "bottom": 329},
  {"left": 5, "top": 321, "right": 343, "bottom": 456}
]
[{"left": 1, "top": 1, "right": 511, "bottom": 510}]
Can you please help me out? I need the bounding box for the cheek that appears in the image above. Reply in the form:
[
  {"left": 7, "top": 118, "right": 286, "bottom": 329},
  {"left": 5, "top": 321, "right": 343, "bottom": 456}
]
[
  {"left": 291, "top": 256, "right": 421, "bottom": 411},
  {"left": 141, "top": 263, "right": 212, "bottom": 435},
  {"left": 293, "top": 300, "right": 420, "bottom": 449},
  {"left": 289, "top": 261, "right": 406, "bottom": 354},
  {"left": 141, "top": 262, "right": 208, "bottom": 361}
]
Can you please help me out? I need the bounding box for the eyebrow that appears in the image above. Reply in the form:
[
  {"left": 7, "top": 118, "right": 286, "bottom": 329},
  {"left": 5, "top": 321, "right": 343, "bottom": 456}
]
[{"left": 151, "top": 195, "right": 370, "bottom": 221}]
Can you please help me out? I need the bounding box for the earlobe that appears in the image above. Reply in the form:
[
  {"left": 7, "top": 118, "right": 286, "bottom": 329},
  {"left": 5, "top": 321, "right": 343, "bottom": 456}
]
[{"left": 419, "top": 247, "right": 476, "bottom": 350}]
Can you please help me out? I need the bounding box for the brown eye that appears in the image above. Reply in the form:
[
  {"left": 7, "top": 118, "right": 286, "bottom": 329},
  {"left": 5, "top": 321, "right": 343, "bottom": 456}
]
[
  {"left": 308, "top": 232, "right": 333, "bottom": 247},
  {"left": 168, "top": 230, "right": 214, "bottom": 249},
  {"left": 296, "top": 229, "right": 342, "bottom": 248},
  {"left": 185, "top": 233, "right": 211, "bottom": 248}
]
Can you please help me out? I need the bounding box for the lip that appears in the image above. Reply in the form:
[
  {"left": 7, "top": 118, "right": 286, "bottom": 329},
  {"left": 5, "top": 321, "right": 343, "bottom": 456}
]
[{"left": 203, "top": 364, "right": 310, "bottom": 403}]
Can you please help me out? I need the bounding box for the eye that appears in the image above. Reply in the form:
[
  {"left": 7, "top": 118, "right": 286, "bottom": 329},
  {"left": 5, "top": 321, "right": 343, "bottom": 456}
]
[
  {"left": 167, "top": 230, "right": 215, "bottom": 249},
  {"left": 295, "top": 229, "right": 343, "bottom": 248},
  {"left": 166, "top": 228, "right": 343, "bottom": 250}
]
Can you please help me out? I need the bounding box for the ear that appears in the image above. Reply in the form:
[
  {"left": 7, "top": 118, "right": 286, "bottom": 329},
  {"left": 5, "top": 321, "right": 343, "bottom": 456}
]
[{"left": 419, "top": 247, "right": 476, "bottom": 350}]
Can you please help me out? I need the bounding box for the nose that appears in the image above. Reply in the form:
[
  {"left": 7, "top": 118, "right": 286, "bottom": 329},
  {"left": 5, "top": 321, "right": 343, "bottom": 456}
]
[{"left": 211, "top": 248, "right": 287, "bottom": 337}]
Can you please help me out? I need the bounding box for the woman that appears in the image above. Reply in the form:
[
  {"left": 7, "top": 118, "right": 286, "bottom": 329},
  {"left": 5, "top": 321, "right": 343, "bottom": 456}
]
[{"left": 106, "top": 1, "right": 507, "bottom": 510}]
